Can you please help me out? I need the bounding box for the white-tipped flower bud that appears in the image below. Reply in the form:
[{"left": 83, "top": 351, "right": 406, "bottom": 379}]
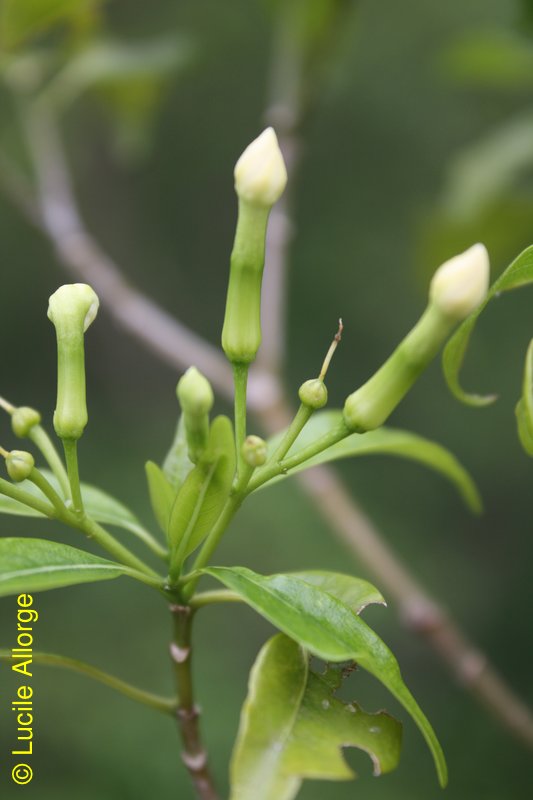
[
  {"left": 234, "top": 127, "right": 287, "bottom": 208},
  {"left": 242, "top": 435, "right": 267, "bottom": 468},
  {"left": 6, "top": 450, "right": 35, "bottom": 482},
  {"left": 298, "top": 379, "right": 328, "bottom": 410},
  {"left": 429, "top": 243, "right": 489, "bottom": 320},
  {"left": 48, "top": 283, "right": 99, "bottom": 440},
  {"left": 177, "top": 367, "right": 214, "bottom": 464},
  {"left": 11, "top": 407, "right": 41, "bottom": 438}
]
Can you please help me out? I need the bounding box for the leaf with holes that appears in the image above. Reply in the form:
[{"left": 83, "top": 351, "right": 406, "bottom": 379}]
[
  {"left": 230, "top": 634, "right": 402, "bottom": 800},
  {"left": 203, "top": 565, "right": 447, "bottom": 787}
]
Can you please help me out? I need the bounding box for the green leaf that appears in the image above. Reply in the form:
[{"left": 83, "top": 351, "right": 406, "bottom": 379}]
[
  {"left": 265, "top": 410, "right": 481, "bottom": 513},
  {"left": 287, "top": 571, "right": 385, "bottom": 614},
  {"left": 203, "top": 566, "right": 447, "bottom": 788},
  {"left": 0, "top": 469, "right": 163, "bottom": 555},
  {"left": 163, "top": 415, "right": 194, "bottom": 490},
  {"left": 443, "top": 245, "right": 533, "bottom": 405},
  {"left": 45, "top": 36, "right": 191, "bottom": 108},
  {"left": 516, "top": 339, "right": 533, "bottom": 456},
  {"left": 168, "top": 416, "right": 236, "bottom": 561},
  {"left": 0, "top": 0, "right": 102, "bottom": 49},
  {"left": 145, "top": 461, "right": 175, "bottom": 535},
  {"left": 231, "top": 634, "right": 402, "bottom": 800},
  {"left": 0, "top": 538, "right": 129, "bottom": 596}
]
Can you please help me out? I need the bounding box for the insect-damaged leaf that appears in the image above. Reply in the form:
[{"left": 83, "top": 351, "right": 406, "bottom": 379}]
[
  {"left": 203, "top": 565, "right": 447, "bottom": 788},
  {"left": 230, "top": 634, "right": 402, "bottom": 800}
]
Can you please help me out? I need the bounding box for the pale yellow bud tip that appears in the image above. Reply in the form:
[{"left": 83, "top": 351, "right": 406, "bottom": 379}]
[
  {"left": 429, "top": 243, "right": 490, "bottom": 320},
  {"left": 234, "top": 127, "right": 287, "bottom": 207},
  {"left": 48, "top": 283, "right": 99, "bottom": 332}
]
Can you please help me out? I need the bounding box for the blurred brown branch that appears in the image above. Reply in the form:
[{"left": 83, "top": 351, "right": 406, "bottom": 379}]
[{"left": 1, "top": 65, "right": 532, "bottom": 755}]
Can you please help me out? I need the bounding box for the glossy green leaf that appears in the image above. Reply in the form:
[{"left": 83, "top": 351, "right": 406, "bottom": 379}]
[
  {"left": 0, "top": 469, "right": 162, "bottom": 554},
  {"left": 231, "top": 634, "right": 402, "bottom": 800},
  {"left": 0, "top": 538, "right": 129, "bottom": 596},
  {"left": 443, "top": 245, "right": 533, "bottom": 405},
  {"left": 163, "top": 415, "right": 194, "bottom": 490},
  {"left": 265, "top": 410, "right": 481, "bottom": 512},
  {"left": 168, "top": 416, "right": 235, "bottom": 561},
  {"left": 204, "top": 566, "right": 447, "bottom": 788},
  {"left": 288, "top": 571, "right": 385, "bottom": 614},
  {"left": 516, "top": 339, "right": 533, "bottom": 456},
  {"left": 145, "top": 461, "right": 175, "bottom": 535}
]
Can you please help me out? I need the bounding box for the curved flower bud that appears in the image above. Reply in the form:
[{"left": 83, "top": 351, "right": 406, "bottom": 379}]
[
  {"left": 343, "top": 244, "right": 490, "bottom": 432},
  {"left": 298, "top": 379, "right": 328, "bottom": 410},
  {"left": 430, "top": 243, "right": 489, "bottom": 320},
  {"left": 177, "top": 367, "right": 214, "bottom": 463},
  {"left": 6, "top": 450, "right": 35, "bottom": 482},
  {"left": 234, "top": 128, "right": 287, "bottom": 207},
  {"left": 242, "top": 435, "right": 267, "bottom": 467},
  {"left": 11, "top": 406, "right": 41, "bottom": 438},
  {"left": 48, "top": 283, "right": 99, "bottom": 440}
]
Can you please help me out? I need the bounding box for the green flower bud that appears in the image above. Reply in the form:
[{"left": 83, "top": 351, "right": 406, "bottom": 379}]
[
  {"left": 343, "top": 245, "right": 490, "bottom": 433},
  {"left": 298, "top": 379, "right": 328, "bottom": 410},
  {"left": 6, "top": 450, "right": 35, "bottom": 482},
  {"left": 222, "top": 129, "right": 287, "bottom": 365},
  {"left": 48, "top": 284, "right": 99, "bottom": 441},
  {"left": 242, "top": 435, "right": 267, "bottom": 467},
  {"left": 11, "top": 406, "right": 41, "bottom": 438},
  {"left": 177, "top": 367, "right": 214, "bottom": 463}
]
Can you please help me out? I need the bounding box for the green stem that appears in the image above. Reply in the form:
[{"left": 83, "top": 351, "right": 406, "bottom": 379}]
[
  {"left": 29, "top": 425, "right": 71, "bottom": 499},
  {"left": 63, "top": 438, "right": 84, "bottom": 515},
  {"left": 268, "top": 403, "right": 313, "bottom": 464},
  {"left": 0, "top": 650, "right": 176, "bottom": 714},
  {"left": 190, "top": 589, "right": 242, "bottom": 609},
  {"left": 170, "top": 605, "right": 219, "bottom": 800},
  {"left": 29, "top": 468, "right": 69, "bottom": 518},
  {"left": 182, "top": 494, "right": 243, "bottom": 600},
  {"left": 247, "top": 418, "right": 350, "bottom": 493},
  {"left": 0, "top": 476, "right": 56, "bottom": 517},
  {"left": 233, "top": 362, "right": 249, "bottom": 481},
  {"left": 79, "top": 515, "right": 161, "bottom": 580}
]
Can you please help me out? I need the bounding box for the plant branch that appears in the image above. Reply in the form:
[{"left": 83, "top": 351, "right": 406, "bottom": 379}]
[
  {"left": 170, "top": 604, "right": 219, "bottom": 800},
  {"left": 3, "top": 93, "right": 533, "bottom": 753}
]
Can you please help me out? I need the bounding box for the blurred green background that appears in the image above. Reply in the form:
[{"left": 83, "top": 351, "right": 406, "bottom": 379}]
[{"left": 0, "top": 0, "right": 532, "bottom": 798}]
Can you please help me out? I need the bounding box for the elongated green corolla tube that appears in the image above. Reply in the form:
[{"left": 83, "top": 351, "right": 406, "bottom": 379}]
[
  {"left": 176, "top": 367, "right": 214, "bottom": 464},
  {"left": 47, "top": 284, "right": 99, "bottom": 441},
  {"left": 343, "top": 244, "right": 490, "bottom": 432},
  {"left": 221, "top": 128, "right": 287, "bottom": 365}
]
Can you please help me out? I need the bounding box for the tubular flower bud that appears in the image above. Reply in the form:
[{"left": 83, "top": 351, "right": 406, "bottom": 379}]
[
  {"left": 343, "top": 244, "right": 490, "bottom": 433},
  {"left": 242, "top": 435, "right": 267, "bottom": 467},
  {"left": 177, "top": 367, "right": 214, "bottom": 464},
  {"left": 6, "top": 450, "right": 35, "bottom": 482},
  {"left": 430, "top": 244, "right": 489, "bottom": 320},
  {"left": 222, "top": 129, "right": 287, "bottom": 365},
  {"left": 234, "top": 127, "right": 287, "bottom": 208},
  {"left": 11, "top": 406, "right": 41, "bottom": 438},
  {"left": 298, "top": 379, "right": 328, "bottom": 410},
  {"left": 48, "top": 283, "right": 99, "bottom": 440}
]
